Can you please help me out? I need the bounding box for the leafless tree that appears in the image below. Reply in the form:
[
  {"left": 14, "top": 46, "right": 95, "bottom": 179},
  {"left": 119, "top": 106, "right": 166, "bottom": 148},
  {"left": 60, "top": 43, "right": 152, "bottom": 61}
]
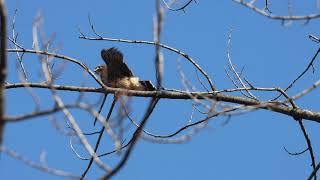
[{"left": 1, "top": 0, "right": 320, "bottom": 179}]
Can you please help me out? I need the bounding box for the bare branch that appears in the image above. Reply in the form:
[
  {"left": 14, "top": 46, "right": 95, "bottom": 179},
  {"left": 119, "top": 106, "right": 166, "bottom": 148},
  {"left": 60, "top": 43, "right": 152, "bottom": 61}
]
[
  {"left": 292, "top": 79, "right": 320, "bottom": 100},
  {"left": 80, "top": 97, "right": 117, "bottom": 179},
  {"left": 4, "top": 104, "right": 79, "bottom": 122},
  {"left": 6, "top": 48, "right": 105, "bottom": 87},
  {"left": 0, "top": 0, "right": 7, "bottom": 147},
  {"left": 125, "top": 104, "right": 209, "bottom": 143},
  {"left": 309, "top": 163, "right": 320, "bottom": 180},
  {"left": 1, "top": 146, "right": 81, "bottom": 179},
  {"left": 101, "top": 98, "right": 160, "bottom": 179},
  {"left": 284, "top": 146, "right": 308, "bottom": 156},
  {"left": 154, "top": 0, "right": 164, "bottom": 89},
  {"left": 226, "top": 29, "right": 257, "bottom": 99},
  {"left": 233, "top": 0, "right": 320, "bottom": 21},
  {"left": 93, "top": 94, "right": 108, "bottom": 126},
  {"left": 11, "top": 9, "right": 28, "bottom": 80},
  {"left": 162, "top": 0, "right": 195, "bottom": 12},
  {"left": 274, "top": 48, "right": 320, "bottom": 100},
  {"left": 5, "top": 82, "right": 320, "bottom": 123},
  {"left": 298, "top": 120, "right": 317, "bottom": 180}
]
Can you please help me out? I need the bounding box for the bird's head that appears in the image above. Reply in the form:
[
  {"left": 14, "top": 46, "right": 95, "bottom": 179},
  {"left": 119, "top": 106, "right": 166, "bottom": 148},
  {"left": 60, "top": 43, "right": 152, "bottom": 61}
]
[
  {"left": 94, "top": 65, "right": 105, "bottom": 75},
  {"left": 101, "top": 47, "right": 123, "bottom": 65}
]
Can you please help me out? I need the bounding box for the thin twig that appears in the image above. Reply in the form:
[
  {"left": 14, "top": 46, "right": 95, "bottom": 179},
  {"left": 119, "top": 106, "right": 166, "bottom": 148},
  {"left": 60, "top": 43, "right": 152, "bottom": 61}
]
[
  {"left": 233, "top": 0, "right": 320, "bottom": 21},
  {"left": 298, "top": 119, "right": 317, "bottom": 180},
  {"left": 80, "top": 97, "right": 117, "bottom": 179},
  {"left": 94, "top": 94, "right": 108, "bottom": 126},
  {"left": 11, "top": 9, "right": 28, "bottom": 80},
  {"left": 162, "top": 0, "right": 194, "bottom": 11},
  {"left": 101, "top": 98, "right": 160, "bottom": 179},
  {"left": 0, "top": 146, "right": 81, "bottom": 179},
  {"left": 226, "top": 29, "right": 257, "bottom": 99},
  {"left": 6, "top": 48, "right": 106, "bottom": 87},
  {"left": 273, "top": 48, "right": 320, "bottom": 100}
]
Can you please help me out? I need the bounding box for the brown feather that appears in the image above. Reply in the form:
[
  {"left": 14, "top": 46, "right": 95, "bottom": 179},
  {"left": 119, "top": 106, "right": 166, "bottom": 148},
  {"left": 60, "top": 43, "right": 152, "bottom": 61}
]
[{"left": 96, "top": 47, "right": 155, "bottom": 91}]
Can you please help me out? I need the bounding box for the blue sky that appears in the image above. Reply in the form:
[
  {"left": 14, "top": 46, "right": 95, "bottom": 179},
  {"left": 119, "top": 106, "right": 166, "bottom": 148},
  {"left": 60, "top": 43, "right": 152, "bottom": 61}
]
[{"left": 2, "top": 0, "right": 320, "bottom": 179}]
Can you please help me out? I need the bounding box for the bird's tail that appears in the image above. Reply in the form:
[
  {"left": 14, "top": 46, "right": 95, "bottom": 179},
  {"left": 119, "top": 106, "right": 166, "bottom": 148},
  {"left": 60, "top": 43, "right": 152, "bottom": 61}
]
[{"left": 139, "top": 80, "right": 156, "bottom": 91}]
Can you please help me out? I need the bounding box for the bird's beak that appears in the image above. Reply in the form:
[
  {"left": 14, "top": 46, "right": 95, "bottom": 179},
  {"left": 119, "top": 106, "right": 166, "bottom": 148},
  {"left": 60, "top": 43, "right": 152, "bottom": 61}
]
[{"left": 93, "top": 66, "right": 101, "bottom": 75}]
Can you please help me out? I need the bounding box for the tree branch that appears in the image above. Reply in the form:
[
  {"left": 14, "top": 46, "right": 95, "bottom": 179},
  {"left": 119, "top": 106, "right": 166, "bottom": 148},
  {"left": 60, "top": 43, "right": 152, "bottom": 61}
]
[
  {"left": 233, "top": 0, "right": 320, "bottom": 21},
  {"left": 0, "top": 0, "right": 7, "bottom": 147},
  {"left": 5, "top": 82, "right": 320, "bottom": 123},
  {"left": 0, "top": 146, "right": 81, "bottom": 179},
  {"left": 101, "top": 98, "right": 159, "bottom": 179}
]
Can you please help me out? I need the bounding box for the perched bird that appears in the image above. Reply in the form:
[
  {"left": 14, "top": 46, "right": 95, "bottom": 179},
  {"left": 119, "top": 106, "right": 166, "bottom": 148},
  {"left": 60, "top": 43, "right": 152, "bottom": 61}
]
[{"left": 94, "top": 47, "right": 155, "bottom": 91}]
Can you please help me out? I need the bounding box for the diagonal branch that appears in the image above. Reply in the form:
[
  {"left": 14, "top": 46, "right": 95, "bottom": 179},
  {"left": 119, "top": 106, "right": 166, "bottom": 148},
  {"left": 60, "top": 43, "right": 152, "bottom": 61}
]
[
  {"left": 101, "top": 98, "right": 160, "bottom": 179},
  {"left": 94, "top": 94, "right": 108, "bottom": 126},
  {"left": 1, "top": 146, "right": 81, "bottom": 179},
  {"left": 274, "top": 48, "right": 320, "bottom": 100},
  {"left": 80, "top": 97, "right": 117, "bottom": 179}
]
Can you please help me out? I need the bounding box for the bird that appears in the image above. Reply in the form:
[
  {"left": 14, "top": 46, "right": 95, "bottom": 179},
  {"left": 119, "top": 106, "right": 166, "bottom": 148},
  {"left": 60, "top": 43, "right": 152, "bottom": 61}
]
[{"left": 94, "top": 47, "right": 155, "bottom": 91}]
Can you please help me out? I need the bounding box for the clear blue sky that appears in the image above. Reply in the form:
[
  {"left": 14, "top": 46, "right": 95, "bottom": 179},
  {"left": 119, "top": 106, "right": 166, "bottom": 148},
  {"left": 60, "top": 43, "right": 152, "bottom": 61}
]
[{"left": 2, "top": 0, "right": 320, "bottom": 179}]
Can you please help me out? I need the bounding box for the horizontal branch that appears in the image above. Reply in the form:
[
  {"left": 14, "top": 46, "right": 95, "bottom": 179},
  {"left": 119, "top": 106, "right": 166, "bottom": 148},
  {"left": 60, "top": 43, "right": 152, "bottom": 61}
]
[
  {"left": 4, "top": 104, "right": 78, "bottom": 122},
  {"left": 5, "top": 82, "right": 320, "bottom": 123}
]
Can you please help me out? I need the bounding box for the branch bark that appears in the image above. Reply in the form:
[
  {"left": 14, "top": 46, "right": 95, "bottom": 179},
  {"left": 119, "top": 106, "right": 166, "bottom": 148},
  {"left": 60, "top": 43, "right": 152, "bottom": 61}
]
[
  {"left": 0, "top": 0, "right": 7, "bottom": 147},
  {"left": 5, "top": 82, "right": 320, "bottom": 123}
]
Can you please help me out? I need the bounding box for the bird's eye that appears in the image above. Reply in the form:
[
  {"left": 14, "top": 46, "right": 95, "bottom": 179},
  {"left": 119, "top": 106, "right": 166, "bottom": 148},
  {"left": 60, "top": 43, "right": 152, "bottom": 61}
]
[{"left": 94, "top": 67, "right": 101, "bottom": 74}]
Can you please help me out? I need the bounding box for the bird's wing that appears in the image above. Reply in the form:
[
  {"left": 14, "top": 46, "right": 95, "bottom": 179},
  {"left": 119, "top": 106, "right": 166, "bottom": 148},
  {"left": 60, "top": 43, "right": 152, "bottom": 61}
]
[
  {"left": 118, "top": 61, "right": 134, "bottom": 77},
  {"left": 101, "top": 48, "right": 123, "bottom": 64},
  {"left": 101, "top": 47, "right": 134, "bottom": 77}
]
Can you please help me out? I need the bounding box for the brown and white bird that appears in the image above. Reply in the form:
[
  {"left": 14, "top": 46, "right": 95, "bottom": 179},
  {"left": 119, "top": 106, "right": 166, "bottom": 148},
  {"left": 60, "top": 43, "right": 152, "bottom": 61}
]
[{"left": 94, "top": 47, "right": 155, "bottom": 91}]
